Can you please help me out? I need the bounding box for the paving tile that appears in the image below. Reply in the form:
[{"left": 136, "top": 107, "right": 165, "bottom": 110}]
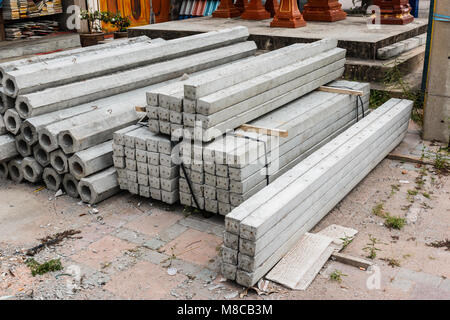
[
  {"left": 102, "top": 215, "right": 129, "bottom": 228},
  {"left": 396, "top": 267, "right": 443, "bottom": 288},
  {"left": 390, "top": 277, "right": 415, "bottom": 292},
  {"left": 438, "top": 278, "right": 450, "bottom": 292},
  {"left": 71, "top": 235, "right": 135, "bottom": 270},
  {"left": 114, "top": 228, "right": 150, "bottom": 245},
  {"left": 104, "top": 261, "right": 187, "bottom": 299},
  {"left": 139, "top": 247, "right": 170, "bottom": 265},
  {"left": 178, "top": 216, "right": 224, "bottom": 237},
  {"left": 196, "top": 268, "right": 218, "bottom": 282},
  {"left": 77, "top": 223, "right": 115, "bottom": 243},
  {"left": 124, "top": 209, "right": 183, "bottom": 237},
  {"left": 167, "top": 258, "right": 203, "bottom": 278},
  {"left": 158, "top": 223, "right": 188, "bottom": 242},
  {"left": 410, "top": 282, "right": 450, "bottom": 300},
  {"left": 160, "top": 229, "right": 222, "bottom": 266},
  {"left": 114, "top": 227, "right": 166, "bottom": 250}
]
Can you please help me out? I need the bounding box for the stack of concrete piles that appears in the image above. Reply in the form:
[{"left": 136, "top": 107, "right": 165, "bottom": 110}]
[
  {"left": 0, "top": 27, "right": 257, "bottom": 205},
  {"left": 178, "top": 80, "right": 370, "bottom": 215},
  {"left": 112, "top": 125, "right": 180, "bottom": 204},
  {"left": 222, "top": 98, "right": 413, "bottom": 287},
  {"left": 147, "top": 38, "right": 345, "bottom": 143}
]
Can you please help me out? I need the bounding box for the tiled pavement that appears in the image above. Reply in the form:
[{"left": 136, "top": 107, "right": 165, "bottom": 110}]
[{"left": 59, "top": 206, "right": 231, "bottom": 299}]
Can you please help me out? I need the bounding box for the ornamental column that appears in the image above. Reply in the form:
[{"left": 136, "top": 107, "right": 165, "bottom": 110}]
[
  {"left": 302, "top": 0, "right": 347, "bottom": 22},
  {"left": 270, "top": 0, "right": 306, "bottom": 28},
  {"left": 372, "top": 0, "right": 414, "bottom": 25},
  {"left": 241, "top": 0, "right": 271, "bottom": 20},
  {"left": 212, "top": 0, "right": 241, "bottom": 18}
]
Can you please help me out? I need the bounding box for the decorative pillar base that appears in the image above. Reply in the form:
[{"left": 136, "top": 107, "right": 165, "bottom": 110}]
[
  {"left": 212, "top": 0, "right": 241, "bottom": 18},
  {"left": 372, "top": 0, "right": 414, "bottom": 25},
  {"left": 241, "top": 0, "right": 271, "bottom": 20},
  {"left": 302, "top": 0, "right": 347, "bottom": 22},
  {"left": 270, "top": 0, "right": 306, "bottom": 28},
  {"left": 265, "top": 0, "right": 280, "bottom": 18}
]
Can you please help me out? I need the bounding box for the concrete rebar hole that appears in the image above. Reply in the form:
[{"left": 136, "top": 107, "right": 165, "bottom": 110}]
[
  {"left": 47, "top": 175, "right": 57, "bottom": 189},
  {"left": 6, "top": 116, "right": 16, "bottom": 130},
  {"left": 24, "top": 165, "right": 34, "bottom": 178},
  {"left": 10, "top": 165, "right": 20, "bottom": 178},
  {"left": 18, "top": 102, "right": 29, "bottom": 117},
  {"left": 65, "top": 179, "right": 77, "bottom": 195},
  {"left": 0, "top": 164, "right": 7, "bottom": 177},
  {"left": 54, "top": 156, "right": 65, "bottom": 171},
  {"left": 40, "top": 134, "right": 52, "bottom": 147},
  {"left": 22, "top": 126, "right": 33, "bottom": 142},
  {"left": 36, "top": 149, "right": 48, "bottom": 163},
  {"left": 80, "top": 185, "right": 92, "bottom": 202},
  {"left": 5, "top": 79, "right": 15, "bottom": 95},
  {"left": 61, "top": 134, "right": 74, "bottom": 149},
  {"left": 72, "top": 162, "right": 83, "bottom": 176},
  {"left": 17, "top": 140, "right": 28, "bottom": 154},
  {"left": 0, "top": 71, "right": 4, "bottom": 82}
]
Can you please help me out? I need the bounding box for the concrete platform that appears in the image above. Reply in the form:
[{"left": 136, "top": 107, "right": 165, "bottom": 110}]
[
  {"left": 0, "top": 33, "right": 80, "bottom": 61},
  {"left": 129, "top": 16, "right": 428, "bottom": 59},
  {"left": 345, "top": 44, "right": 426, "bottom": 82}
]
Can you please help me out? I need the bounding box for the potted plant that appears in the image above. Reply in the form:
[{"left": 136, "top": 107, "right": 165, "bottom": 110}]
[
  {"left": 109, "top": 13, "right": 131, "bottom": 39},
  {"left": 79, "top": 10, "right": 110, "bottom": 47}
]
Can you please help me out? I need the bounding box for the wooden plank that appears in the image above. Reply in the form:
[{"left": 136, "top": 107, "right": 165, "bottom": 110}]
[
  {"left": 238, "top": 124, "right": 288, "bottom": 138},
  {"left": 330, "top": 252, "right": 373, "bottom": 270},
  {"left": 387, "top": 153, "right": 435, "bottom": 166},
  {"left": 317, "top": 86, "right": 364, "bottom": 96},
  {"left": 135, "top": 106, "right": 147, "bottom": 112},
  {"left": 265, "top": 233, "right": 334, "bottom": 290},
  {"left": 317, "top": 224, "right": 358, "bottom": 248},
  {"left": 266, "top": 225, "right": 358, "bottom": 290}
]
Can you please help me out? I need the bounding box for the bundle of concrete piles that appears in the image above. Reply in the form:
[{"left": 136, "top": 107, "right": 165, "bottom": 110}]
[
  {"left": 147, "top": 38, "right": 345, "bottom": 142},
  {"left": 178, "top": 80, "right": 370, "bottom": 215},
  {"left": 112, "top": 125, "right": 180, "bottom": 204},
  {"left": 0, "top": 27, "right": 256, "bottom": 204},
  {"left": 222, "top": 98, "right": 413, "bottom": 287}
]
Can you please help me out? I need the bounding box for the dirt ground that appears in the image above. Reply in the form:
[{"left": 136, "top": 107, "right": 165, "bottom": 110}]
[{"left": 0, "top": 122, "right": 449, "bottom": 300}]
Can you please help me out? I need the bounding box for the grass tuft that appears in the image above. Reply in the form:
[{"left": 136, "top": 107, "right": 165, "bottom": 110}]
[
  {"left": 384, "top": 214, "right": 406, "bottom": 230},
  {"left": 26, "top": 258, "right": 62, "bottom": 276}
]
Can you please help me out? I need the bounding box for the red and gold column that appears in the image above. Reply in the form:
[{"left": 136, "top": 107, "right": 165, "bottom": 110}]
[
  {"left": 212, "top": 0, "right": 241, "bottom": 18},
  {"left": 302, "top": 0, "right": 347, "bottom": 22},
  {"left": 372, "top": 0, "right": 414, "bottom": 25},
  {"left": 270, "top": 0, "right": 306, "bottom": 28},
  {"left": 241, "top": 0, "right": 271, "bottom": 20}
]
